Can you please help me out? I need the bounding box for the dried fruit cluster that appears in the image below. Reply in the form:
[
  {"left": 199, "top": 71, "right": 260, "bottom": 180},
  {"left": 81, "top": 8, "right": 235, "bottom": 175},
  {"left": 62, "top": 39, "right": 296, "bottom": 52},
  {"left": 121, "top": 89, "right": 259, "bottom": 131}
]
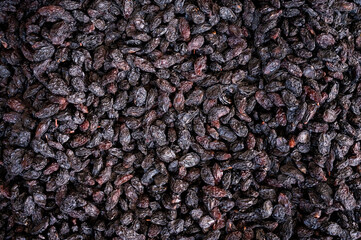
[{"left": 1, "top": 0, "right": 361, "bottom": 239}]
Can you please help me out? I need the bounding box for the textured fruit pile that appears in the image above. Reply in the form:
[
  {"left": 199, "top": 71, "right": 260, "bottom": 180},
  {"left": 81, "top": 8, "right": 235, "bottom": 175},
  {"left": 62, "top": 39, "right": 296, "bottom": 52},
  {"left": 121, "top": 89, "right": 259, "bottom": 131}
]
[{"left": 1, "top": 0, "right": 361, "bottom": 239}]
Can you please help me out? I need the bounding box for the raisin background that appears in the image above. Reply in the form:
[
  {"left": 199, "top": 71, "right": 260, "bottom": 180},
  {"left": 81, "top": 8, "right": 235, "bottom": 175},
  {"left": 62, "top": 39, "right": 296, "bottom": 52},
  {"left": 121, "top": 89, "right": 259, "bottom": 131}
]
[{"left": 1, "top": 0, "right": 361, "bottom": 239}]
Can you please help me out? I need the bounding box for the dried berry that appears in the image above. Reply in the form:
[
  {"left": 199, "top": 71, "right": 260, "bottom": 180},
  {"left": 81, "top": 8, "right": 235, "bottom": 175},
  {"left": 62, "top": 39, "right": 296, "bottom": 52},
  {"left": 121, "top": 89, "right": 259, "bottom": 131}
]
[{"left": 1, "top": 1, "right": 361, "bottom": 239}]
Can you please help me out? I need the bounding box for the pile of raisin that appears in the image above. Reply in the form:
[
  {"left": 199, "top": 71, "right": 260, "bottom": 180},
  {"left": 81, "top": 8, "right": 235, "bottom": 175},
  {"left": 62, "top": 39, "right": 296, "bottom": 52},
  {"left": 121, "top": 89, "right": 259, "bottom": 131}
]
[{"left": 1, "top": 0, "right": 361, "bottom": 239}]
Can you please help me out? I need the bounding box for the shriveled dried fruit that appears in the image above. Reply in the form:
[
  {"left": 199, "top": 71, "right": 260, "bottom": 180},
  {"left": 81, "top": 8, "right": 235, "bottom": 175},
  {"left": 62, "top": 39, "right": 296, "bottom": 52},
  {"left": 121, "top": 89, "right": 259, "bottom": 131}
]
[{"left": 1, "top": 0, "right": 361, "bottom": 239}]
